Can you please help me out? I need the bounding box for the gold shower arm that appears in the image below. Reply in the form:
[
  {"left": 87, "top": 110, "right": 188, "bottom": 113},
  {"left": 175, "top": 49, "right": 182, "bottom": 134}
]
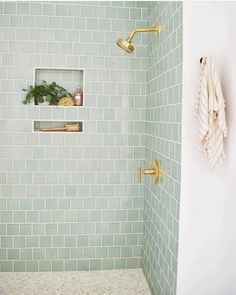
[
  {"left": 127, "top": 24, "right": 162, "bottom": 42},
  {"left": 116, "top": 22, "right": 162, "bottom": 54}
]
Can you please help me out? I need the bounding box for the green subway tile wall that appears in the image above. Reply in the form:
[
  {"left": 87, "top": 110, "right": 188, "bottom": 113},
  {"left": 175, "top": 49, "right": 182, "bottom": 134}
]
[
  {"left": 142, "top": 2, "right": 182, "bottom": 295},
  {"left": 0, "top": 2, "right": 183, "bottom": 294},
  {"left": 0, "top": 1, "right": 148, "bottom": 272}
]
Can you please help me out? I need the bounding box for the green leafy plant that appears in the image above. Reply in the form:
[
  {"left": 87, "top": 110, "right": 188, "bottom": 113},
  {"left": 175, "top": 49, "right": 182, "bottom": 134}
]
[{"left": 22, "top": 80, "right": 72, "bottom": 105}]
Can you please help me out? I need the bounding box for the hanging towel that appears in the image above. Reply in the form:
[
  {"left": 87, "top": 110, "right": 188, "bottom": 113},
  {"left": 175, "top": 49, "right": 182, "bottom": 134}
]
[{"left": 195, "top": 55, "right": 227, "bottom": 168}]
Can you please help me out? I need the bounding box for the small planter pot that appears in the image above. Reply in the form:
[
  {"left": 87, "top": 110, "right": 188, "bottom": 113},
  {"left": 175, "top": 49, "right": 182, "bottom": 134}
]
[
  {"left": 37, "top": 96, "right": 50, "bottom": 106},
  {"left": 28, "top": 98, "right": 35, "bottom": 105}
]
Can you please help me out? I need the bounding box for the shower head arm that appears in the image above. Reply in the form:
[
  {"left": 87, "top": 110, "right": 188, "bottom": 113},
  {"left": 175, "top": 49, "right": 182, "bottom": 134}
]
[
  {"left": 127, "top": 24, "right": 162, "bottom": 42},
  {"left": 116, "top": 22, "right": 162, "bottom": 54}
]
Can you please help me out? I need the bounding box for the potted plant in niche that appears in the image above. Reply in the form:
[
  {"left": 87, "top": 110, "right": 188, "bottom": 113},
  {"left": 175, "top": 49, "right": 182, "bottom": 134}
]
[{"left": 22, "top": 80, "right": 73, "bottom": 106}]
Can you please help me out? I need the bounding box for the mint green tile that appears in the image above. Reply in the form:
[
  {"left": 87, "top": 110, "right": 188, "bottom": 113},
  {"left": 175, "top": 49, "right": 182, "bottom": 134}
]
[
  {"left": 33, "top": 224, "right": 45, "bottom": 235},
  {"left": 52, "top": 211, "right": 64, "bottom": 223},
  {"left": 1, "top": 211, "right": 13, "bottom": 223},
  {"left": 102, "top": 259, "right": 113, "bottom": 270},
  {"left": 90, "top": 211, "right": 101, "bottom": 222},
  {"left": 127, "top": 235, "right": 138, "bottom": 245},
  {"left": 65, "top": 260, "right": 76, "bottom": 271},
  {"left": 17, "top": 3, "right": 29, "bottom": 14},
  {"left": 58, "top": 248, "right": 70, "bottom": 259},
  {"left": 83, "top": 223, "right": 95, "bottom": 234},
  {"left": 114, "top": 258, "right": 126, "bottom": 269},
  {"left": 114, "top": 235, "right": 126, "bottom": 245},
  {"left": 102, "top": 235, "right": 113, "bottom": 246},
  {"left": 46, "top": 248, "right": 57, "bottom": 260},
  {"left": 65, "top": 236, "right": 76, "bottom": 247},
  {"left": 115, "top": 210, "right": 126, "bottom": 221},
  {"left": 77, "top": 236, "right": 89, "bottom": 247},
  {"left": 21, "top": 249, "right": 32, "bottom": 260},
  {"left": 108, "top": 223, "right": 119, "bottom": 234},
  {"left": 121, "top": 246, "right": 132, "bottom": 257},
  {"left": 81, "top": 6, "right": 92, "bottom": 17},
  {"left": 77, "top": 211, "right": 89, "bottom": 222},
  {"left": 90, "top": 235, "right": 101, "bottom": 246},
  {"left": 45, "top": 199, "right": 57, "bottom": 210},
  {"left": 96, "top": 247, "right": 107, "bottom": 258},
  {"left": 133, "top": 222, "right": 143, "bottom": 233},
  {"left": 106, "top": 7, "right": 117, "bottom": 18},
  {"left": 26, "top": 211, "right": 39, "bottom": 222},
  {"left": 55, "top": 4, "right": 67, "bottom": 16},
  {"left": 40, "top": 236, "right": 51, "bottom": 247},
  {"left": 109, "top": 247, "right": 120, "bottom": 258},
  {"left": 39, "top": 211, "right": 51, "bottom": 223},
  {"left": 1, "top": 237, "right": 12, "bottom": 248},
  {"left": 76, "top": 259, "right": 89, "bottom": 271},
  {"left": 71, "top": 223, "right": 83, "bottom": 234},
  {"left": 0, "top": 249, "right": 7, "bottom": 260},
  {"left": 1, "top": 261, "right": 13, "bottom": 272},
  {"left": 27, "top": 261, "right": 38, "bottom": 272},
  {"left": 71, "top": 248, "right": 82, "bottom": 259},
  {"left": 42, "top": 3, "right": 54, "bottom": 15},
  {"left": 84, "top": 247, "right": 95, "bottom": 259},
  {"left": 58, "top": 198, "right": 70, "bottom": 210},
  {"left": 90, "top": 259, "right": 101, "bottom": 270},
  {"left": 14, "top": 261, "right": 26, "bottom": 272},
  {"left": 8, "top": 249, "right": 19, "bottom": 260},
  {"left": 7, "top": 224, "right": 19, "bottom": 235},
  {"left": 33, "top": 249, "right": 45, "bottom": 260},
  {"left": 65, "top": 211, "right": 77, "bottom": 223},
  {"left": 52, "top": 236, "right": 64, "bottom": 248},
  {"left": 14, "top": 237, "right": 25, "bottom": 248},
  {"left": 117, "top": 8, "right": 129, "bottom": 19},
  {"left": 39, "top": 260, "right": 51, "bottom": 271},
  {"left": 26, "top": 237, "right": 39, "bottom": 248},
  {"left": 96, "top": 223, "right": 107, "bottom": 235},
  {"left": 102, "top": 211, "right": 114, "bottom": 222},
  {"left": 0, "top": 224, "right": 6, "bottom": 235},
  {"left": 58, "top": 224, "right": 70, "bottom": 235},
  {"left": 65, "top": 185, "right": 77, "bottom": 198},
  {"left": 20, "top": 224, "right": 31, "bottom": 235},
  {"left": 29, "top": 3, "right": 42, "bottom": 15},
  {"left": 4, "top": 3, "right": 16, "bottom": 14},
  {"left": 33, "top": 199, "right": 45, "bottom": 210},
  {"left": 127, "top": 258, "right": 138, "bottom": 268},
  {"left": 127, "top": 210, "right": 138, "bottom": 221},
  {"left": 10, "top": 15, "right": 23, "bottom": 27}
]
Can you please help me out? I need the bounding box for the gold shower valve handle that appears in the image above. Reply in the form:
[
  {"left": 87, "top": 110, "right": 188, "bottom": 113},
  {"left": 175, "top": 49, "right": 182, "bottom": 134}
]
[
  {"left": 137, "top": 160, "right": 163, "bottom": 184},
  {"left": 155, "top": 22, "right": 162, "bottom": 35}
]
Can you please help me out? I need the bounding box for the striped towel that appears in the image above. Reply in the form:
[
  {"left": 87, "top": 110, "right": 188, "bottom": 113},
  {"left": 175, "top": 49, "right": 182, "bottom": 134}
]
[{"left": 195, "top": 55, "right": 227, "bottom": 168}]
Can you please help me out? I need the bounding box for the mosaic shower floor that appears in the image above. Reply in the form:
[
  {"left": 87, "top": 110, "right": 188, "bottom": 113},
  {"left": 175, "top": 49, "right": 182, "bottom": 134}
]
[{"left": 0, "top": 269, "right": 151, "bottom": 295}]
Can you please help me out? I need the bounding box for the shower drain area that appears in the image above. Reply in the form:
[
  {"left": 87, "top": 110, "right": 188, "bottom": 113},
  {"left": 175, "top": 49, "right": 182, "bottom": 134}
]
[{"left": 0, "top": 269, "right": 151, "bottom": 295}]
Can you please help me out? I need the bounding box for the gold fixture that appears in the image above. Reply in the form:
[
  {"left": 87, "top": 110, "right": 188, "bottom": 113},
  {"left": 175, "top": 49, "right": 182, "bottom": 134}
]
[
  {"left": 116, "top": 22, "right": 162, "bottom": 54},
  {"left": 137, "top": 160, "right": 163, "bottom": 183}
]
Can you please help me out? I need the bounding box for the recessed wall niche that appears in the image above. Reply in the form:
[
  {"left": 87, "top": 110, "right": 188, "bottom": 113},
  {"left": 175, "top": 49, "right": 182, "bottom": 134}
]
[
  {"left": 34, "top": 67, "right": 84, "bottom": 106},
  {"left": 33, "top": 120, "right": 83, "bottom": 133}
]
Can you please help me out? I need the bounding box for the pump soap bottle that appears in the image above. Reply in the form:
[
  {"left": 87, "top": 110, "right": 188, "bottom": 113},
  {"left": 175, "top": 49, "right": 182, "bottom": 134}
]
[{"left": 74, "top": 89, "right": 83, "bottom": 106}]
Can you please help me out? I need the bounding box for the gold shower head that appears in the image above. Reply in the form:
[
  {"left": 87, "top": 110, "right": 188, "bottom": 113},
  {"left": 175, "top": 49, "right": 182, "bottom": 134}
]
[
  {"left": 116, "top": 38, "right": 134, "bottom": 54},
  {"left": 116, "top": 22, "right": 162, "bottom": 54}
]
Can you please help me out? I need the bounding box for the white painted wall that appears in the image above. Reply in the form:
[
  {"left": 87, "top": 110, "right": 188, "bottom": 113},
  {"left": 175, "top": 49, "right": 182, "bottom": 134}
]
[{"left": 177, "top": 2, "right": 236, "bottom": 295}]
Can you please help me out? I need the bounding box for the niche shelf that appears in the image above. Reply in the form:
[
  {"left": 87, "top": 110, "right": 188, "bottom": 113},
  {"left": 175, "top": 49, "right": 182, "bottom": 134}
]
[
  {"left": 33, "top": 120, "right": 83, "bottom": 133},
  {"left": 33, "top": 67, "right": 84, "bottom": 107}
]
